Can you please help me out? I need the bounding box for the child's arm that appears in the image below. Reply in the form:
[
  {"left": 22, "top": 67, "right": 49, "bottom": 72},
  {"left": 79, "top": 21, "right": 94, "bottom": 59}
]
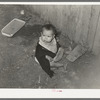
[
  {"left": 53, "top": 47, "right": 64, "bottom": 62},
  {"left": 45, "top": 47, "right": 64, "bottom": 63},
  {"left": 46, "top": 55, "right": 53, "bottom": 62}
]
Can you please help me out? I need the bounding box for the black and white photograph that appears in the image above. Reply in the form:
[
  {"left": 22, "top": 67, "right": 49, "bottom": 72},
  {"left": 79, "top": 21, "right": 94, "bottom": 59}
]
[{"left": 0, "top": 3, "right": 100, "bottom": 91}]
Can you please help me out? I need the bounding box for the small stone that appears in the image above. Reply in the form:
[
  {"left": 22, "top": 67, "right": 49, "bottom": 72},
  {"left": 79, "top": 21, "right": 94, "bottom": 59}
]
[
  {"left": 17, "top": 66, "right": 20, "bottom": 69},
  {"left": 24, "top": 49, "right": 27, "bottom": 52},
  {"left": 70, "top": 71, "right": 76, "bottom": 77},
  {"left": 26, "top": 55, "right": 29, "bottom": 57},
  {"left": 33, "top": 49, "right": 35, "bottom": 52},
  {"left": 20, "top": 10, "right": 24, "bottom": 15},
  {"left": 64, "top": 79, "right": 70, "bottom": 84},
  {"left": 74, "top": 76, "right": 79, "bottom": 80}
]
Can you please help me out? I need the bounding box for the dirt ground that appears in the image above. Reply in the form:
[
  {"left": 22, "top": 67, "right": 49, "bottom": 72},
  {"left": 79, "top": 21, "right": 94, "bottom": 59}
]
[{"left": 0, "top": 5, "right": 100, "bottom": 88}]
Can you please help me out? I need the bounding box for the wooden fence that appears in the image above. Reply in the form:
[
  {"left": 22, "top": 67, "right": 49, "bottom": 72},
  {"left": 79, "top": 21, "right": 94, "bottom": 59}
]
[{"left": 28, "top": 5, "right": 100, "bottom": 55}]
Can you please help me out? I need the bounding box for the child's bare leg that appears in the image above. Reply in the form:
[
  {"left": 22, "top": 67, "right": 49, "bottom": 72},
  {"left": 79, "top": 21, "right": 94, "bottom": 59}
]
[
  {"left": 46, "top": 55, "right": 64, "bottom": 68},
  {"left": 53, "top": 47, "right": 64, "bottom": 62},
  {"left": 50, "top": 61, "right": 63, "bottom": 68}
]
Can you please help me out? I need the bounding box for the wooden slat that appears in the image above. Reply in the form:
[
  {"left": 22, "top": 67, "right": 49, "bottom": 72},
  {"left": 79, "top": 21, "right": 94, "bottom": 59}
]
[
  {"left": 87, "top": 6, "right": 100, "bottom": 51},
  {"left": 79, "top": 6, "right": 91, "bottom": 47},
  {"left": 56, "top": 5, "right": 66, "bottom": 32},
  {"left": 66, "top": 44, "right": 87, "bottom": 62},
  {"left": 74, "top": 6, "right": 84, "bottom": 43},
  {"left": 62, "top": 5, "right": 71, "bottom": 37},
  {"left": 92, "top": 9, "right": 100, "bottom": 55}
]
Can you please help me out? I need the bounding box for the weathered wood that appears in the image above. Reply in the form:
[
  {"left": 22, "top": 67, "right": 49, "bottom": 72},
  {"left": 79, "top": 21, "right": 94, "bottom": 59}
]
[
  {"left": 66, "top": 44, "right": 87, "bottom": 62},
  {"left": 67, "top": 6, "right": 80, "bottom": 41},
  {"left": 92, "top": 10, "right": 100, "bottom": 55},
  {"left": 48, "top": 6, "right": 58, "bottom": 26},
  {"left": 78, "top": 6, "right": 91, "bottom": 47},
  {"left": 61, "top": 5, "right": 71, "bottom": 37},
  {"left": 87, "top": 6, "right": 100, "bottom": 51},
  {"left": 75, "top": 6, "right": 84, "bottom": 43},
  {"left": 56, "top": 5, "right": 66, "bottom": 32}
]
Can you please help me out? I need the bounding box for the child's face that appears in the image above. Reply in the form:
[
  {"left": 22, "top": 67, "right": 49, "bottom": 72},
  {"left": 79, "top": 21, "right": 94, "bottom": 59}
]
[{"left": 41, "top": 29, "right": 55, "bottom": 43}]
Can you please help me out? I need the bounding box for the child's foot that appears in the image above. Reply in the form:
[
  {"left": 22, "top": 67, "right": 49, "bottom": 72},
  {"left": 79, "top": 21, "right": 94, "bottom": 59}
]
[{"left": 49, "top": 70, "right": 55, "bottom": 78}]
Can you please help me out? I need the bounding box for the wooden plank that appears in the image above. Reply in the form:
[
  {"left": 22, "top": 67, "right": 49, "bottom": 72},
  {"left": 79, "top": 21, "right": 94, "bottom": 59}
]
[
  {"left": 66, "top": 44, "right": 87, "bottom": 62},
  {"left": 56, "top": 5, "right": 66, "bottom": 32},
  {"left": 75, "top": 5, "right": 91, "bottom": 47},
  {"left": 87, "top": 6, "right": 100, "bottom": 51},
  {"left": 79, "top": 6, "right": 91, "bottom": 47},
  {"left": 67, "top": 6, "right": 80, "bottom": 41},
  {"left": 50, "top": 5, "right": 58, "bottom": 26},
  {"left": 61, "top": 5, "right": 71, "bottom": 37},
  {"left": 41, "top": 5, "right": 51, "bottom": 21},
  {"left": 92, "top": 10, "right": 100, "bottom": 55},
  {"left": 75, "top": 6, "right": 84, "bottom": 43}
]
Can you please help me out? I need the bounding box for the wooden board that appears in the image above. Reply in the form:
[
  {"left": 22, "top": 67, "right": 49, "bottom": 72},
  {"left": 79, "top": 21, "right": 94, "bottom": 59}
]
[
  {"left": 87, "top": 6, "right": 100, "bottom": 51},
  {"left": 92, "top": 8, "right": 100, "bottom": 55},
  {"left": 66, "top": 45, "right": 87, "bottom": 62},
  {"left": 79, "top": 6, "right": 91, "bottom": 46}
]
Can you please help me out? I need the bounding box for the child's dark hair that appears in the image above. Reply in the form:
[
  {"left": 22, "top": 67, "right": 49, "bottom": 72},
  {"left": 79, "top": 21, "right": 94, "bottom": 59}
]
[{"left": 42, "top": 24, "right": 57, "bottom": 36}]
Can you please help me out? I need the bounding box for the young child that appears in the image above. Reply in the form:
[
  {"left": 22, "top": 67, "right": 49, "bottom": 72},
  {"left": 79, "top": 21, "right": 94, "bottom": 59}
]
[{"left": 35, "top": 24, "right": 64, "bottom": 78}]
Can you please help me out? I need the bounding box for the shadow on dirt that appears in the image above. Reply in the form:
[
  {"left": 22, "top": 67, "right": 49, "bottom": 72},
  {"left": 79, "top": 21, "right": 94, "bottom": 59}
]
[{"left": 13, "top": 24, "right": 42, "bottom": 46}]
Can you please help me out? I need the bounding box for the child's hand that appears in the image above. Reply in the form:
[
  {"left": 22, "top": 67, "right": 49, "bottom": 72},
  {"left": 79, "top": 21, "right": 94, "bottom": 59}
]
[{"left": 46, "top": 55, "right": 53, "bottom": 62}]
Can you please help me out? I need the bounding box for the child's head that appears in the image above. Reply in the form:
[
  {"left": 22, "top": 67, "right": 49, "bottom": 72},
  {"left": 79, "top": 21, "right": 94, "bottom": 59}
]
[{"left": 41, "top": 24, "right": 57, "bottom": 43}]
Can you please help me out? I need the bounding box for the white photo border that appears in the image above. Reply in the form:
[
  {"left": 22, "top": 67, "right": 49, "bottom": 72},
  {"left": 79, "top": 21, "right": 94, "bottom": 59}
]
[{"left": 0, "top": 2, "right": 100, "bottom": 98}]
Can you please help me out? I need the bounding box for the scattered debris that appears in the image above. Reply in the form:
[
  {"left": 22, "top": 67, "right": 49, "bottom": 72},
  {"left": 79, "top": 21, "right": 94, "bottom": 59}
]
[{"left": 20, "top": 10, "right": 25, "bottom": 15}]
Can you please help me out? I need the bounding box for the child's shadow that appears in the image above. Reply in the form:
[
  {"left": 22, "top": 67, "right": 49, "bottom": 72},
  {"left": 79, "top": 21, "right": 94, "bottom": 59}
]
[{"left": 13, "top": 24, "right": 42, "bottom": 46}]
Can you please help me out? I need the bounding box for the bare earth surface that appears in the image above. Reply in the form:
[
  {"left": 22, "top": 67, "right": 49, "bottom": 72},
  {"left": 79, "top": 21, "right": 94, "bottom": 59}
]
[{"left": 0, "top": 5, "right": 100, "bottom": 88}]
